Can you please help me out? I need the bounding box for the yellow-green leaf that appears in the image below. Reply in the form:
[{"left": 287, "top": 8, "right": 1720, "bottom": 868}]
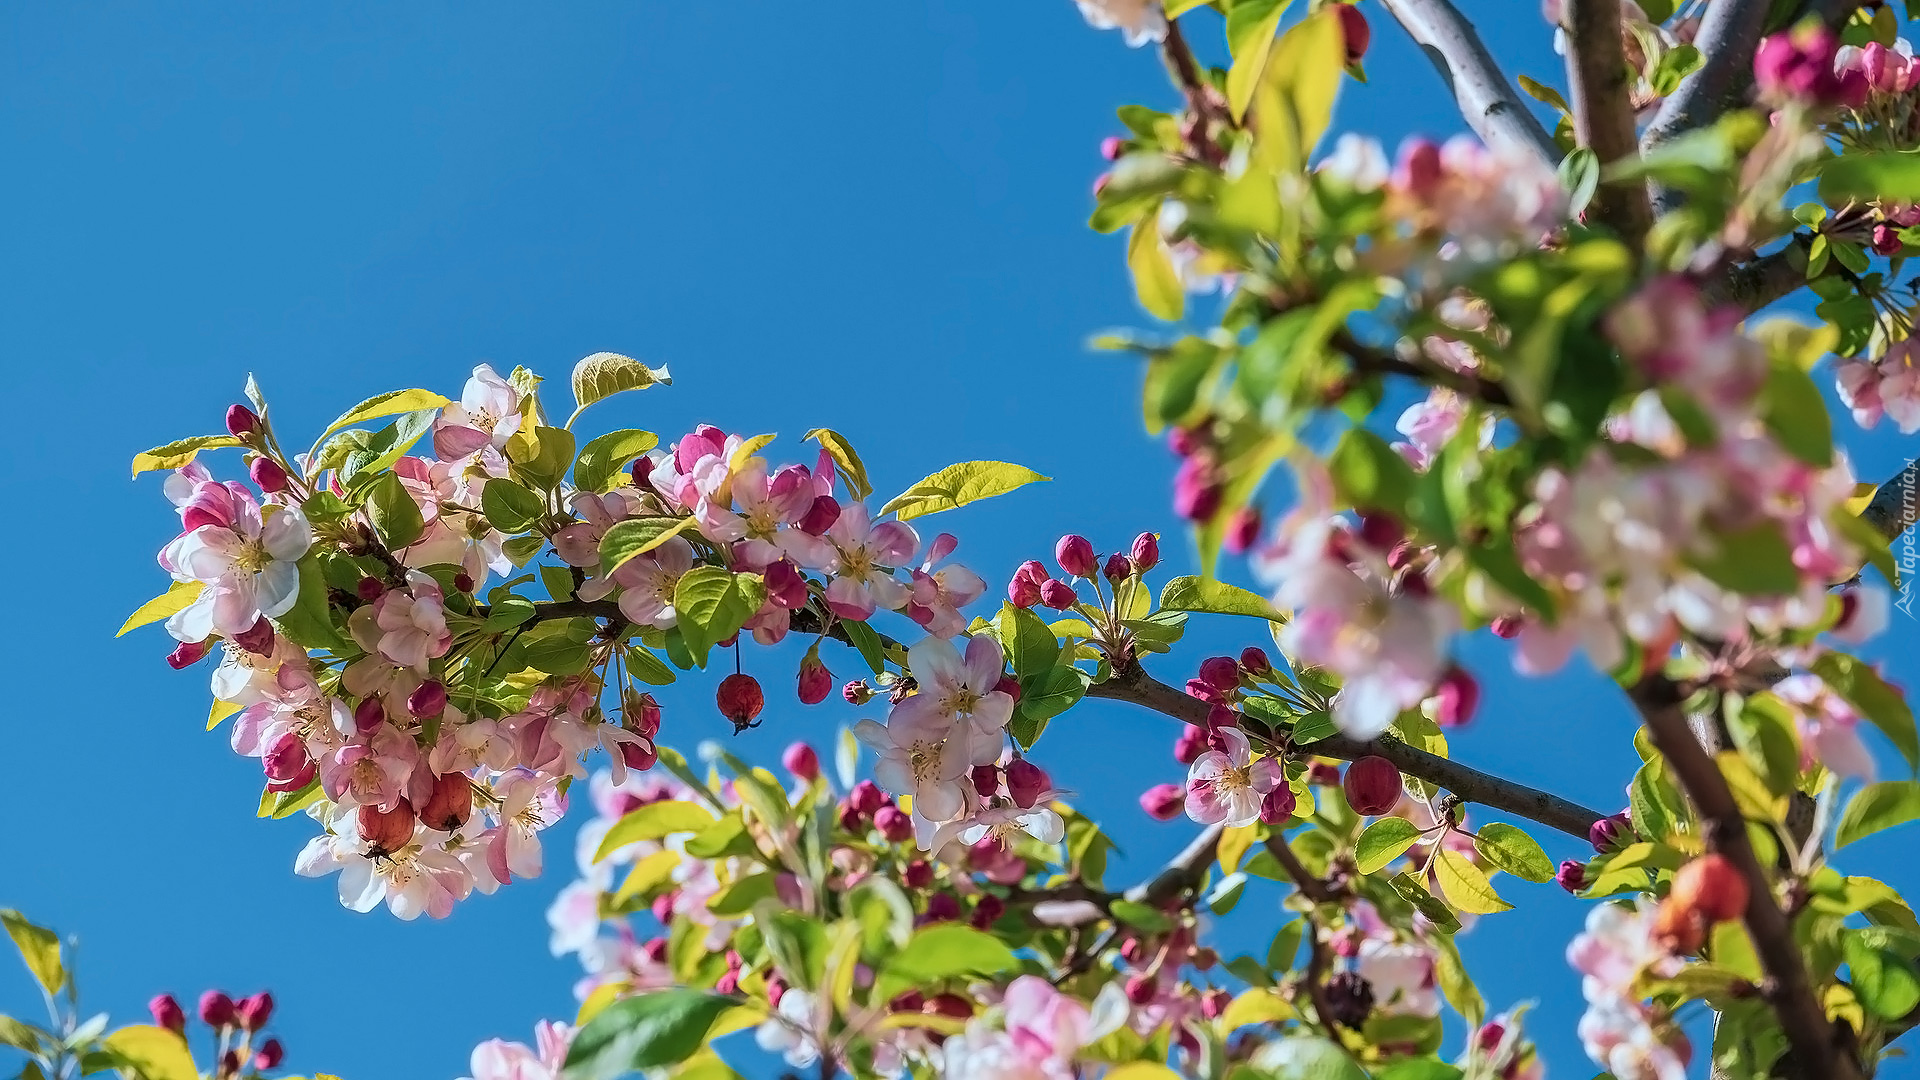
[
  {"left": 1218, "top": 822, "right": 1261, "bottom": 874},
  {"left": 1127, "top": 219, "right": 1184, "bottom": 322},
  {"left": 1433, "top": 848, "right": 1512, "bottom": 914},
  {"left": 596, "top": 800, "right": 717, "bottom": 861},
  {"left": 1354, "top": 817, "right": 1423, "bottom": 875},
  {"left": 612, "top": 850, "right": 682, "bottom": 906},
  {"left": 1837, "top": 781, "right": 1920, "bottom": 848},
  {"left": 1251, "top": 8, "right": 1344, "bottom": 174},
  {"left": 803, "top": 428, "right": 873, "bottom": 501},
  {"left": 1225, "top": 0, "right": 1293, "bottom": 121},
  {"left": 208, "top": 699, "right": 242, "bottom": 732},
  {"left": 879, "top": 461, "right": 1050, "bottom": 522},
  {"left": 570, "top": 352, "right": 671, "bottom": 423},
  {"left": 131, "top": 435, "right": 242, "bottom": 478},
  {"left": 600, "top": 516, "right": 701, "bottom": 576},
  {"left": 1218, "top": 987, "right": 1298, "bottom": 1031},
  {"left": 117, "top": 581, "right": 203, "bottom": 637},
  {"left": 314, "top": 389, "right": 451, "bottom": 448},
  {"left": 1105, "top": 1064, "right": 1183, "bottom": 1080},
  {"left": 1158, "top": 575, "right": 1285, "bottom": 620},
  {"left": 0, "top": 912, "right": 62, "bottom": 997},
  {"left": 103, "top": 1025, "right": 198, "bottom": 1080}
]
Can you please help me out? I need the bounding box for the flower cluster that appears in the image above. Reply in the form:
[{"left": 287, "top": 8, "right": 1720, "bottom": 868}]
[{"left": 1566, "top": 902, "right": 1689, "bottom": 1080}]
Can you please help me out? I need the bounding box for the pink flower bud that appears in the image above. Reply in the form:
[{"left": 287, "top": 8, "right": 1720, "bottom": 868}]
[
  {"left": 1556, "top": 859, "right": 1587, "bottom": 893},
  {"left": 1206, "top": 702, "right": 1239, "bottom": 729},
  {"left": 923, "top": 892, "right": 961, "bottom": 922},
  {"left": 1102, "top": 552, "right": 1132, "bottom": 584},
  {"left": 356, "top": 576, "right": 384, "bottom": 601},
  {"left": 643, "top": 936, "right": 670, "bottom": 964},
  {"left": 850, "top": 780, "right": 888, "bottom": 816},
  {"left": 236, "top": 992, "right": 274, "bottom": 1031},
  {"left": 970, "top": 894, "right": 1005, "bottom": 929},
  {"left": 971, "top": 764, "right": 1001, "bottom": 799},
  {"left": 1357, "top": 512, "right": 1404, "bottom": 551},
  {"left": 353, "top": 697, "right": 386, "bottom": 733},
  {"left": 1005, "top": 759, "right": 1049, "bottom": 809},
  {"left": 1007, "top": 573, "right": 1042, "bottom": 608},
  {"left": 1168, "top": 426, "right": 1203, "bottom": 456},
  {"left": 1130, "top": 532, "right": 1160, "bottom": 572},
  {"left": 797, "top": 652, "right": 834, "bottom": 705},
  {"left": 1490, "top": 613, "right": 1522, "bottom": 639},
  {"left": 1140, "top": 782, "right": 1186, "bottom": 820},
  {"left": 1433, "top": 666, "right": 1480, "bottom": 728},
  {"left": 632, "top": 692, "right": 662, "bottom": 737},
  {"left": 1343, "top": 756, "right": 1403, "bottom": 816},
  {"left": 1239, "top": 647, "right": 1272, "bottom": 676},
  {"left": 1335, "top": 2, "right": 1370, "bottom": 63},
  {"left": 149, "top": 994, "right": 185, "bottom": 1032},
  {"left": 1198, "top": 656, "right": 1240, "bottom": 692},
  {"left": 764, "top": 559, "right": 810, "bottom": 609},
  {"left": 1590, "top": 812, "right": 1633, "bottom": 853},
  {"left": 1093, "top": 173, "right": 1111, "bottom": 197},
  {"left": 1055, "top": 534, "right": 1097, "bottom": 578},
  {"left": 842, "top": 680, "right": 873, "bottom": 705},
  {"left": 453, "top": 571, "right": 474, "bottom": 593},
  {"left": 1200, "top": 987, "right": 1231, "bottom": 1019},
  {"left": 263, "top": 733, "right": 314, "bottom": 793},
  {"left": 904, "top": 860, "right": 933, "bottom": 889},
  {"left": 837, "top": 801, "right": 864, "bottom": 833},
  {"left": 1172, "top": 457, "right": 1222, "bottom": 521},
  {"left": 715, "top": 970, "right": 739, "bottom": 995},
  {"left": 1874, "top": 224, "right": 1904, "bottom": 257},
  {"left": 1039, "top": 579, "right": 1077, "bottom": 610},
  {"left": 716, "top": 673, "right": 764, "bottom": 728},
  {"left": 1174, "top": 725, "right": 1208, "bottom": 764},
  {"left": 1223, "top": 507, "right": 1262, "bottom": 554},
  {"left": 226, "top": 405, "right": 259, "bottom": 437},
  {"left": 1185, "top": 678, "right": 1219, "bottom": 703},
  {"left": 783, "top": 741, "right": 820, "bottom": 782},
  {"left": 995, "top": 674, "right": 1022, "bottom": 703},
  {"left": 1393, "top": 137, "right": 1444, "bottom": 199},
  {"left": 1013, "top": 559, "right": 1046, "bottom": 584},
  {"left": 797, "top": 495, "right": 841, "bottom": 535},
  {"left": 166, "top": 639, "right": 211, "bottom": 670},
  {"left": 198, "top": 991, "right": 235, "bottom": 1028},
  {"left": 1259, "top": 785, "right": 1297, "bottom": 825},
  {"left": 765, "top": 976, "right": 788, "bottom": 1008},
  {"left": 620, "top": 741, "right": 658, "bottom": 773},
  {"left": 1100, "top": 136, "right": 1126, "bottom": 161},
  {"left": 419, "top": 772, "right": 474, "bottom": 832},
  {"left": 1124, "top": 973, "right": 1158, "bottom": 1005},
  {"left": 407, "top": 680, "right": 446, "bottom": 719},
  {"left": 249, "top": 456, "right": 289, "bottom": 495},
  {"left": 650, "top": 895, "right": 674, "bottom": 924},
  {"left": 253, "top": 1039, "right": 285, "bottom": 1071},
  {"left": 234, "top": 616, "right": 276, "bottom": 657}
]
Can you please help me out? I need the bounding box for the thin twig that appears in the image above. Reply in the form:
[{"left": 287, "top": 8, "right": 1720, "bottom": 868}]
[
  {"left": 1563, "top": 0, "right": 1654, "bottom": 247},
  {"left": 1376, "top": 0, "right": 1562, "bottom": 167},
  {"left": 1334, "top": 329, "right": 1514, "bottom": 408}
]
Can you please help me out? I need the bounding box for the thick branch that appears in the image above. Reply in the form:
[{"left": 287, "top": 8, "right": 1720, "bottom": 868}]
[
  {"left": 1563, "top": 0, "right": 1653, "bottom": 246},
  {"left": 1375, "top": 0, "right": 1561, "bottom": 167},
  {"left": 1703, "top": 240, "right": 1807, "bottom": 314},
  {"left": 1630, "top": 675, "right": 1858, "bottom": 1080},
  {"left": 1863, "top": 457, "right": 1920, "bottom": 541},
  {"left": 1087, "top": 664, "right": 1607, "bottom": 842},
  {"left": 1132, "top": 823, "right": 1226, "bottom": 906},
  {"left": 1641, "top": 0, "right": 1772, "bottom": 210}
]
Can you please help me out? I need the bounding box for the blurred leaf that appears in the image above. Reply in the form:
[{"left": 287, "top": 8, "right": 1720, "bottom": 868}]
[
  {"left": 0, "top": 912, "right": 62, "bottom": 998},
  {"left": 561, "top": 990, "right": 731, "bottom": 1080},
  {"left": 102, "top": 1025, "right": 198, "bottom": 1080},
  {"left": 1836, "top": 781, "right": 1920, "bottom": 848},
  {"left": 596, "top": 801, "right": 717, "bottom": 861},
  {"left": 1127, "top": 219, "right": 1185, "bottom": 322},
  {"left": 1225, "top": 0, "right": 1293, "bottom": 121},
  {"left": 1812, "top": 653, "right": 1919, "bottom": 771}
]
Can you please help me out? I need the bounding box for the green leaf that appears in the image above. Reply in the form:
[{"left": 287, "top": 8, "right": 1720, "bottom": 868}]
[
  {"left": 117, "top": 581, "right": 203, "bottom": 638},
  {"left": 1819, "top": 151, "right": 1920, "bottom": 204},
  {"left": 1389, "top": 872, "right": 1460, "bottom": 934},
  {"left": 313, "top": 388, "right": 451, "bottom": 450},
  {"left": 624, "top": 646, "right": 677, "bottom": 686},
  {"left": 1433, "top": 848, "right": 1511, "bottom": 914},
  {"left": 1111, "top": 899, "right": 1176, "bottom": 932},
  {"left": 130, "top": 435, "right": 242, "bottom": 478},
  {"left": 0, "top": 912, "right": 63, "bottom": 997},
  {"left": 568, "top": 352, "right": 671, "bottom": 425},
  {"left": 1760, "top": 363, "right": 1833, "bottom": 467},
  {"left": 706, "top": 873, "right": 780, "bottom": 917},
  {"left": 273, "top": 554, "right": 346, "bottom": 652},
  {"left": 1157, "top": 575, "right": 1285, "bottom": 620},
  {"left": 1354, "top": 818, "right": 1423, "bottom": 875},
  {"left": 1328, "top": 427, "right": 1417, "bottom": 513},
  {"left": 1687, "top": 520, "right": 1800, "bottom": 596},
  {"left": 598, "top": 516, "right": 700, "bottom": 576},
  {"left": 1126, "top": 218, "right": 1184, "bottom": 322},
  {"left": 572, "top": 429, "right": 660, "bottom": 495},
  {"left": 1835, "top": 781, "right": 1920, "bottom": 848},
  {"left": 1517, "top": 74, "right": 1569, "bottom": 113},
  {"left": 803, "top": 428, "right": 873, "bottom": 501},
  {"left": 841, "top": 619, "right": 886, "bottom": 676},
  {"left": 1473, "top": 823, "right": 1554, "bottom": 883},
  {"left": 1011, "top": 664, "right": 1089, "bottom": 749},
  {"left": 1813, "top": 653, "right": 1919, "bottom": 771},
  {"left": 1250, "top": 7, "right": 1344, "bottom": 173},
  {"left": 1225, "top": 0, "right": 1293, "bottom": 121},
  {"left": 595, "top": 800, "right": 718, "bottom": 861},
  {"left": 879, "top": 461, "right": 1050, "bottom": 522},
  {"left": 367, "top": 472, "right": 426, "bottom": 550},
  {"left": 481, "top": 478, "right": 546, "bottom": 535},
  {"left": 561, "top": 990, "right": 733, "bottom": 1080},
  {"left": 101, "top": 1025, "right": 198, "bottom": 1080},
  {"left": 1558, "top": 146, "right": 1599, "bottom": 217},
  {"left": 876, "top": 925, "right": 1018, "bottom": 1001},
  {"left": 673, "top": 568, "right": 768, "bottom": 667},
  {"left": 1844, "top": 928, "right": 1920, "bottom": 1019}
]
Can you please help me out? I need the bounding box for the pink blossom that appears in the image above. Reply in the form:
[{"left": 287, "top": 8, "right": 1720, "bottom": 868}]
[
  {"left": 1185, "top": 727, "right": 1283, "bottom": 827},
  {"left": 486, "top": 769, "right": 564, "bottom": 884},
  {"left": 1776, "top": 674, "right": 1878, "bottom": 781},
  {"left": 294, "top": 803, "right": 471, "bottom": 920},
  {"left": 1394, "top": 389, "right": 1467, "bottom": 467},
  {"left": 1002, "top": 976, "right": 1092, "bottom": 1064},
  {"left": 160, "top": 493, "right": 313, "bottom": 640},
  {"left": 890, "top": 636, "right": 1015, "bottom": 766},
  {"left": 373, "top": 575, "right": 452, "bottom": 672},
  {"left": 697, "top": 459, "right": 832, "bottom": 569},
  {"left": 1836, "top": 357, "right": 1887, "bottom": 429},
  {"left": 459, "top": 1021, "right": 573, "bottom": 1080},
  {"left": 823, "top": 503, "right": 918, "bottom": 620},
  {"left": 610, "top": 537, "right": 696, "bottom": 628},
  {"left": 434, "top": 364, "right": 524, "bottom": 459},
  {"left": 853, "top": 711, "right": 970, "bottom": 826},
  {"left": 905, "top": 534, "right": 988, "bottom": 639},
  {"left": 320, "top": 724, "right": 422, "bottom": 812}
]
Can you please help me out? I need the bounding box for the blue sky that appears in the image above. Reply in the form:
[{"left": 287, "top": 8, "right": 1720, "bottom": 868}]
[{"left": 4, "top": 2, "right": 1919, "bottom": 1077}]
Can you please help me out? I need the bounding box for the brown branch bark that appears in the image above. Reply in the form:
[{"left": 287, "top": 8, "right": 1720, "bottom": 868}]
[
  {"left": 1375, "top": 0, "right": 1561, "bottom": 167},
  {"left": 1086, "top": 663, "right": 1607, "bottom": 842},
  {"left": 1334, "top": 329, "right": 1514, "bottom": 408},
  {"left": 1630, "top": 674, "right": 1859, "bottom": 1080},
  {"left": 1563, "top": 0, "right": 1653, "bottom": 247},
  {"left": 1641, "top": 0, "right": 1773, "bottom": 217}
]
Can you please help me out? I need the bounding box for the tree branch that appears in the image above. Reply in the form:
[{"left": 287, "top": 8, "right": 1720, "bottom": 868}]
[
  {"left": 1334, "top": 329, "right": 1514, "bottom": 408},
  {"left": 1563, "top": 0, "right": 1653, "bottom": 247},
  {"left": 1702, "top": 238, "right": 1808, "bottom": 314},
  {"left": 1375, "top": 0, "right": 1562, "bottom": 167},
  {"left": 1640, "top": 0, "right": 1772, "bottom": 215},
  {"left": 1086, "top": 663, "right": 1607, "bottom": 842},
  {"left": 1863, "top": 457, "right": 1920, "bottom": 542},
  {"left": 1629, "top": 674, "right": 1858, "bottom": 1080}
]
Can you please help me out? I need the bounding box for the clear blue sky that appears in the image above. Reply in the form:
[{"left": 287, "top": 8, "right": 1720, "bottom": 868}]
[{"left": 4, "top": 3, "right": 1919, "bottom": 1077}]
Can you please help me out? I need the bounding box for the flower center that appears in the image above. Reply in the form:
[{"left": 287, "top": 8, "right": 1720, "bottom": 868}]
[
  {"left": 907, "top": 741, "right": 944, "bottom": 784},
  {"left": 472, "top": 408, "right": 498, "bottom": 433},
  {"left": 233, "top": 539, "right": 270, "bottom": 574},
  {"left": 839, "top": 547, "right": 874, "bottom": 578},
  {"left": 1210, "top": 764, "right": 1252, "bottom": 795},
  {"left": 946, "top": 686, "right": 982, "bottom": 715}
]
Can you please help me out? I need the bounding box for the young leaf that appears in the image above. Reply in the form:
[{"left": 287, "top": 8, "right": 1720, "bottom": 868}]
[
  {"left": 1225, "top": 0, "right": 1293, "bottom": 121},
  {"left": 1843, "top": 929, "right": 1920, "bottom": 1019},
  {"left": 879, "top": 461, "right": 1049, "bottom": 522},
  {"left": 312, "top": 389, "right": 451, "bottom": 449},
  {"left": 673, "top": 568, "right": 768, "bottom": 667},
  {"left": 1433, "top": 848, "right": 1513, "bottom": 914},
  {"left": 569, "top": 352, "right": 671, "bottom": 424},
  {"left": 599, "top": 516, "right": 700, "bottom": 576},
  {"left": 117, "top": 581, "right": 203, "bottom": 638},
  {"left": 481, "top": 478, "right": 546, "bottom": 535},
  {"left": 0, "top": 911, "right": 63, "bottom": 997},
  {"left": 1354, "top": 817, "right": 1424, "bottom": 875},
  {"left": 595, "top": 800, "right": 717, "bottom": 861},
  {"left": 1158, "top": 575, "right": 1286, "bottom": 620},
  {"left": 366, "top": 472, "right": 426, "bottom": 550},
  {"left": 573, "top": 429, "right": 659, "bottom": 495},
  {"left": 130, "top": 435, "right": 242, "bottom": 478},
  {"left": 561, "top": 990, "right": 733, "bottom": 1080},
  {"left": 1835, "top": 781, "right": 1920, "bottom": 849},
  {"left": 101, "top": 1025, "right": 198, "bottom": 1080},
  {"left": 803, "top": 428, "right": 873, "bottom": 501},
  {"left": 1126, "top": 218, "right": 1185, "bottom": 322},
  {"left": 1473, "top": 823, "right": 1554, "bottom": 883}
]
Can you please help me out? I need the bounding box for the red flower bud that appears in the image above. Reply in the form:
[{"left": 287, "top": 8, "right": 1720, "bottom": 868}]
[
  {"left": 353, "top": 697, "right": 386, "bottom": 733},
  {"left": 166, "top": 639, "right": 211, "bottom": 670},
  {"left": 632, "top": 692, "right": 662, "bottom": 737},
  {"left": 923, "top": 892, "right": 961, "bottom": 923},
  {"left": 1555, "top": 859, "right": 1587, "bottom": 893},
  {"left": 221, "top": 1050, "right": 241, "bottom": 1076},
  {"left": 1239, "top": 647, "right": 1272, "bottom": 675},
  {"left": 1198, "top": 656, "right": 1240, "bottom": 692},
  {"left": 874, "top": 804, "right": 913, "bottom": 842},
  {"left": 1357, "top": 512, "right": 1404, "bottom": 552},
  {"left": 356, "top": 576, "right": 384, "bottom": 601},
  {"left": 1335, "top": 2, "right": 1370, "bottom": 63},
  {"left": 1140, "top": 782, "right": 1186, "bottom": 820},
  {"left": 263, "top": 733, "right": 314, "bottom": 793},
  {"left": 1342, "top": 756, "right": 1403, "bottom": 816},
  {"left": 797, "top": 495, "right": 841, "bottom": 535},
  {"left": 1005, "top": 759, "right": 1049, "bottom": 809},
  {"left": 1259, "top": 785, "right": 1297, "bottom": 825},
  {"left": 1223, "top": 507, "right": 1262, "bottom": 554},
  {"left": 226, "top": 405, "right": 259, "bottom": 437},
  {"left": 356, "top": 799, "right": 415, "bottom": 856},
  {"left": 1490, "top": 613, "right": 1522, "bottom": 639},
  {"left": 1130, "top": 532, "right": 1161, "bottom": 572},
  {"left": 1308, "top": 761, "right": 1341, "bottom": 785},
  {"left": 1100, "top": 136, "right": 1126, "bottom": 161},
  {"left": 995, "top": 674, "right": 1022, "bottom": 703},
  {"left": 1200, "top": 988, "right": 1232, "bottom": 1020},
  {"left": 234, "top": 616, "right": 276, "bottom": 657},
  {"left": 1874, "top": 224, "right": 1905, "bottom": 257},
  {"left": 453, "top": 571, "right": 474, "bottom": 593},
  {"left": 1589, "top": 812, "right": 1633, "bottom": 854},
  {"left": 198, "top": 991, "right": 236, "bottom": 1028},
  {"left": 842, "top": 680, "right": 873, "bottom": 705},
  {"left": 923, "top": 992, "right": 971, "bottom": 1018},
  {"left": 1015, "top": 559, "right": 1048, "bottom": 584},
  {"left": 716, "top": 673, "right": 764, "bottom": 728},
  {"left": 236, "top": 992, "right": 274, "bottom": 1031},
  {"left": 1394, "top": 138, "right": 1444, "bottom": 199},
  {"left": 253, "top": 1039, "right": 285, "bottom": 1071},
  {"left": 249, "top": 456, "right": 289, "bottom": 495},
  {"left": 1433, "top": 666, "right": 1480, "bottom": 728},
  {"left": 1206, "top": 703, "right": 1239, "bottom": 729},
  {"left": 970, "top": 894, "right": 1006, "bottom": 929},
  {"left": 149, "top": 994, "right": 185, "bottom": 1032},
  {"left": 1039, "top": 579, "right": 1077, "bottom": 610},
  {"left": 903, "top": 860, "right": 933, "bottom": 889},
  {"left": 890, "top": 990, "right": 925, "bottom": 1013},
  {"left": 764, "top": 559, "right": 810, "bottom": 610},
  {"left": 1173, "top": 457, "right": 1222, "bottom": 521},
  {"left": 1007, "top": 573, "right": 1043, "bottom": 608},
  {"left": 797, "top": 652, "right": 834, "bottom": 705},
  {"left": 419, "top": 772, "right": 474, "bottom": 832},
  {"left": 407, "top": 680, "right": 447, "bottom": 719},
  {"left": 1168, "top": 426, "right": 1202, "bottom": 456},
  {"left": 1174, "top": 725, "right": 1208, "bottom": 764},
  {"left": 1102, "top": 552, "right": 1132, "bottom": 584},
  {"left": 1670, "top": 854, "right": 1749, "bottom": 923},
  {"left": 620, "top": 741, "right": 658, "bottom": 773},
  {"left": 850, "top": 780, "right": 888, "bottom": 816},
  {"left": 1055, "top": 534, "right": 1097, "bottom": 578},
  {"left": 971, "top": 764, "right": 1001, "bottom": 798},
  {"left": 783, "top": 741, "right": 820, "bottom": 782},
  {"left": 1124, "top": 973, "right": 1158, "bottom": 1005}
]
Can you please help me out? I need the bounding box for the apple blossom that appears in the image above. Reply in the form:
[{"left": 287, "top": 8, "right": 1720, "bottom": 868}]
[{"left": 1184, "top": 727, "right": 1282, "bottom": 827}]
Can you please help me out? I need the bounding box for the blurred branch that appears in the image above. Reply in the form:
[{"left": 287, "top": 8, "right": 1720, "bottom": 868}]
[
  {"left": 1563, "top": 0, "right": 1653, "bottom": 247},
  {"left": 1641, "top": 0, "right": 1772, "bottom": 216},
  {"left": 1333, "top": 329, "right": 1515, "bottom": 407},
  {"left": 1376, "top": 0, "right": 1562, "bottom": 167}
]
